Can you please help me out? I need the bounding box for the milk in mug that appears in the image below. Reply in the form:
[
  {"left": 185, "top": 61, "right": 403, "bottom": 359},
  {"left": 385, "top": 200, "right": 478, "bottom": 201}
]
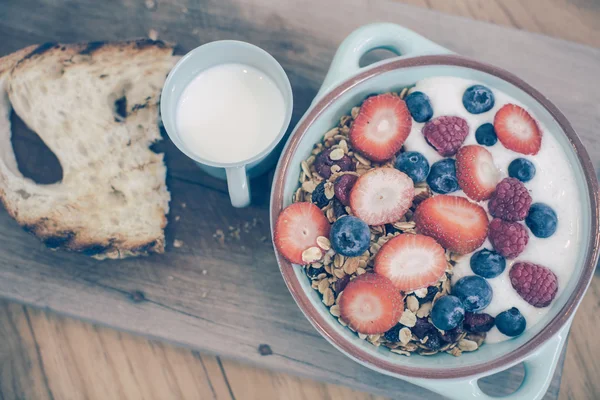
[{"left": 176, "top": 63, "right": 286, "bottom": 163}]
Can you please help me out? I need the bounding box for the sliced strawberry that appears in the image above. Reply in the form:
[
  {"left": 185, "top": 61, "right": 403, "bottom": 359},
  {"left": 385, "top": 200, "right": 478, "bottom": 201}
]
[
  {"left": 274, "top": 202, "right": 330, "bottom": 264},
  {"left": 494, "top": 104, "right": 542, "bottom": 155},
  {"left": 349, "top": 168, "right": 414, "bottom": 226},
  {"left": 456, "top": 145, "right": 500, "bottom": 201},
  {"left": 414, "top": 195, "right": 489, "bottom": 254},
  {"left": 374, "top": 234, "right": 447, "bottom": 291},
  {"left": 349, "top": 94, "right": 412, "bottom": 162},
  {"left": 339, "top": 273, "right": 404, "bottom": 334}
]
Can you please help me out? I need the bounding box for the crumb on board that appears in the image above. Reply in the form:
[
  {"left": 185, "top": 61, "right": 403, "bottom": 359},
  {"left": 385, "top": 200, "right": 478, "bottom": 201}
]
[
  {"left": 202, "top": 270, "right": 207, "bottom": 275},
  {"left": 175, "top": 215, "right": 180, "bottom": 222},
  {"left": 148, "top": 29, "right": 159, "bottom": 41},
  {"left": 213, "top": 229, "right": 225, "bottom": 246},
  {"left": 181, "top": 202, "right": 187, "bottom": 208},
  {"left": 229, "top": 226, "right": 241, "bottom": 240},
  {"left": 173, "top": 239, "right": 183, "bottom": 248},
  {"left": 144, "top": 0, "right": 156, "bottom": 10},
  {"left": 213, "top": 219, "right": 266, "bottom": 245},
  {"left": 243, "top": 218, "right": 259, "bottom": 232}
]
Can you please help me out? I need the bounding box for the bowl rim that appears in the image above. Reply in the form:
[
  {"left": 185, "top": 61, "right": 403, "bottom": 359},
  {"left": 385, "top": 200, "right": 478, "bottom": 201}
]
[{"left": 270, "top": 54, "right": 600, "bottom": 379}]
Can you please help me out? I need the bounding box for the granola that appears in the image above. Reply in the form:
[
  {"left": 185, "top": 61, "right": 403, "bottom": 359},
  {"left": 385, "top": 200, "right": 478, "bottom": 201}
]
[{"left": 294, "top": 90, "right": 484, "bottom": 356}]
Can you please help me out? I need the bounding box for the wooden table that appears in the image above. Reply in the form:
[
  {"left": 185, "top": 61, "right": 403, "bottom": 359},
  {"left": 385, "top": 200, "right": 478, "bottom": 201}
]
[{"left": 0, "top": 1, "right": 599, "bottom": 399}]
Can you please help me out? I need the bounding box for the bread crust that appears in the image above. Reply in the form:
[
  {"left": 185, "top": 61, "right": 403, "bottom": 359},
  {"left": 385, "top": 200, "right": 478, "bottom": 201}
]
[{"left": 0, "top": 40, "right": 175, "bottom": 259}]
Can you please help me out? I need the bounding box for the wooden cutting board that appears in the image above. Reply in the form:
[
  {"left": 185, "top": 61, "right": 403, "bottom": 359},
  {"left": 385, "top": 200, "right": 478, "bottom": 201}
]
[{"left": 0, "top": 0, "right": 598, "bottom": 398}]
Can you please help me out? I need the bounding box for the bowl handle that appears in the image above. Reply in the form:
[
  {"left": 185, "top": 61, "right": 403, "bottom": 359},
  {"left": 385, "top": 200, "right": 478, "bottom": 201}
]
[
  {"left": 314, "top": 23, "right": 451, "bottom": 104},
  {"left": 412, "top": 319, "right": 571, "bottom": 400}
]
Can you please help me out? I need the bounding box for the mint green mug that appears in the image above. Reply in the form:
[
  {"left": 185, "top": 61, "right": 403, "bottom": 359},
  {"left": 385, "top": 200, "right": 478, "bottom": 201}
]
[{"left": 161, "top": 40, "right": 293, "bottom": 208}]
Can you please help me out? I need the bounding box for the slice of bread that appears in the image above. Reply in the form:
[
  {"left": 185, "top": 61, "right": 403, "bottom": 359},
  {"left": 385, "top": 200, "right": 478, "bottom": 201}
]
[{"left": 0, "top": 40, "right": 177, "bottom": 259}]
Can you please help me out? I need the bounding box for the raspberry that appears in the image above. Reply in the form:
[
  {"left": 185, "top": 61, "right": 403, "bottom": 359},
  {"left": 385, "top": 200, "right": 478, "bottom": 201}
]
[
  {"left": 463, "top": 312, "right": 495, "bottom": 333},
  {"left": 334, "top": 274, "right": 350, "bottom": 294},
  {"left": 509, "top": 262, "right": 558, "bottom": 307},
  {"left": 488, "top": 178, "right": 532, "bottom": 221},
  {"left": 314, "top": 148, "right": 355, "bottom": 179},
  {"left": 488, "top": 218, "right": 529, "bottom": 258},
  {"left": 412, "top": 317, "right": 436, "bottom": 339},
  {"left": 334, "top": 174, "right": 358, "bottom": 206},
  {"left": 423, "top": 116, "right": 469, "bottom": 156}
]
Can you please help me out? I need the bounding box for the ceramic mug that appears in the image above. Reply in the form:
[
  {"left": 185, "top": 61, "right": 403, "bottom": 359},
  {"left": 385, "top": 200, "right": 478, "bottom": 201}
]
[
  {"left": 270, "top": 23, "right": 599, "bottom": 399},
  {"left": 161, "top": 40, "right": 293, "bottom": 208}
]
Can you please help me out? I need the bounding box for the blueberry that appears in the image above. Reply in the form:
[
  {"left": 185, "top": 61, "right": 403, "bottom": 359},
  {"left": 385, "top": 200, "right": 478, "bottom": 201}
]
[
  {"left": 463, "top": 85, "right": 495, "bottom": 114},
  {"left": 495, "top": 307, "right": 526, "bottom": 337},
  {"left": 427, "top": 158, "right": 459, "bottom": 194},
  {"left": 384, "top": 324, "right": 403, "bottom": 342},
  {"left": 431, "top": 295, "right": 465, "bottom": 331},
  {"left": 508, "top": 158, "right": 536, "bottom": 182},
  {"left": 475, "top": 123, "right": 498, "bottom": 146},
  {"left": 385, "top": 223, "right": 400, "bottom": 235},
  {"left": 330, "top": 216, "right": 370, "bottom": 257},
  {"left": 424, "top": 330, "right": 442, "bottom": 350},
  {"left": 311, "top": 181, "right": 329, "bottom": 208},
  {"left": 470, "top": 249, "right": 506, "bottom": 279},
  {"left": 306, "top": 265, "right": 326, "bottom": 280},
  {"left": 394, "top": 151, "right": 430, "bottom": 183},
  {"left": 525, "top": 203, "right": 558, "bottom": 238},
  {"left": 452, "top": 276, "right": 493, "bottom": 312},
  {"left": 405, "top": 91, "right": 433, "bottom": 123},
  {"left": 332, "top": 198, "right": 348, "bottom": 218},
  {"left": 420, "top": 286, "right": 439, "bottom": 304}
]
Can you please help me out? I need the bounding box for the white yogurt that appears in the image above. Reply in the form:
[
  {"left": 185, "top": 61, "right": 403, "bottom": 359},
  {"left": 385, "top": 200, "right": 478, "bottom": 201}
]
[
  {"left": 176, "top": 63, "right": 286, "bottom": 164},
  {"left": 403, "top": 77, "right": 582, "bottom": 343}
]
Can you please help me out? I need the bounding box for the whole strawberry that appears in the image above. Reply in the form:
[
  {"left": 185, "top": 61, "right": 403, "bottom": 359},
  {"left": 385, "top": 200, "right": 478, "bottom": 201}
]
[
  {"left": 488, "top": 178, "right": 532, "bottom": 221},
  {"left": 488, "top": 218, "right": 529, "bottom": 258},
  {"left": 509, "top": 262, "right": 558, "bottom": 307}
]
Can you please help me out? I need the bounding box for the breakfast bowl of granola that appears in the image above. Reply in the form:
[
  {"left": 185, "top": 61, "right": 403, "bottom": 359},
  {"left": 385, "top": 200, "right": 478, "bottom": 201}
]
[{"left": 270, "top": 23, "right": 599, "bottom": 399}]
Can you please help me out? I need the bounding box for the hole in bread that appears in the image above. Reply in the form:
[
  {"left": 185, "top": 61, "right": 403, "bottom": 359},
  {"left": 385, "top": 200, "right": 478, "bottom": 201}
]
[
  {"left": 114, "top": 96, "right": 127, "bottom": 122},
  {"left": 110, "top": 186, "right": 127, "bottom": 205},
  {"left": 16, "top": 189, "right": 31, "bottom": 199},
  {"left": 10, "top": 110, "right": 63, "bottom": 184},
  {"left": 359, "top": 48, "right": 401, "bottom": 68},
  {"left": 77, "top": 142, "right": 88, "bottom": 157}
]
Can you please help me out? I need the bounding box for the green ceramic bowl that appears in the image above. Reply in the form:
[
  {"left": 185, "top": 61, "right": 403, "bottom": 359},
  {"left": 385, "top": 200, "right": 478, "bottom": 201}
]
[{"left": 270, "top": 23, "right": 599, "bottom": 399}]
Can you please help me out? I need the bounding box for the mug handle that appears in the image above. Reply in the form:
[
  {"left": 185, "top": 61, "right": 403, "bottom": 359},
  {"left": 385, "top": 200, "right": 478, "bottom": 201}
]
[
  {"left": 226, "top": 166, "right": 251, "bottom": 208},
  {"left": 413, "top": 319, "right": 572, "bottom": 400},
  {"left": 314, "top": 22, "right": 452, "bottom": 104}
]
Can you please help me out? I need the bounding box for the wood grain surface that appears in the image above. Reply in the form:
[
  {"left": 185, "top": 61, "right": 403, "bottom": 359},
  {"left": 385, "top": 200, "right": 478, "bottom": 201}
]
[{"left": 0, "top": 0, "right": 598, "bottom": 399}]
